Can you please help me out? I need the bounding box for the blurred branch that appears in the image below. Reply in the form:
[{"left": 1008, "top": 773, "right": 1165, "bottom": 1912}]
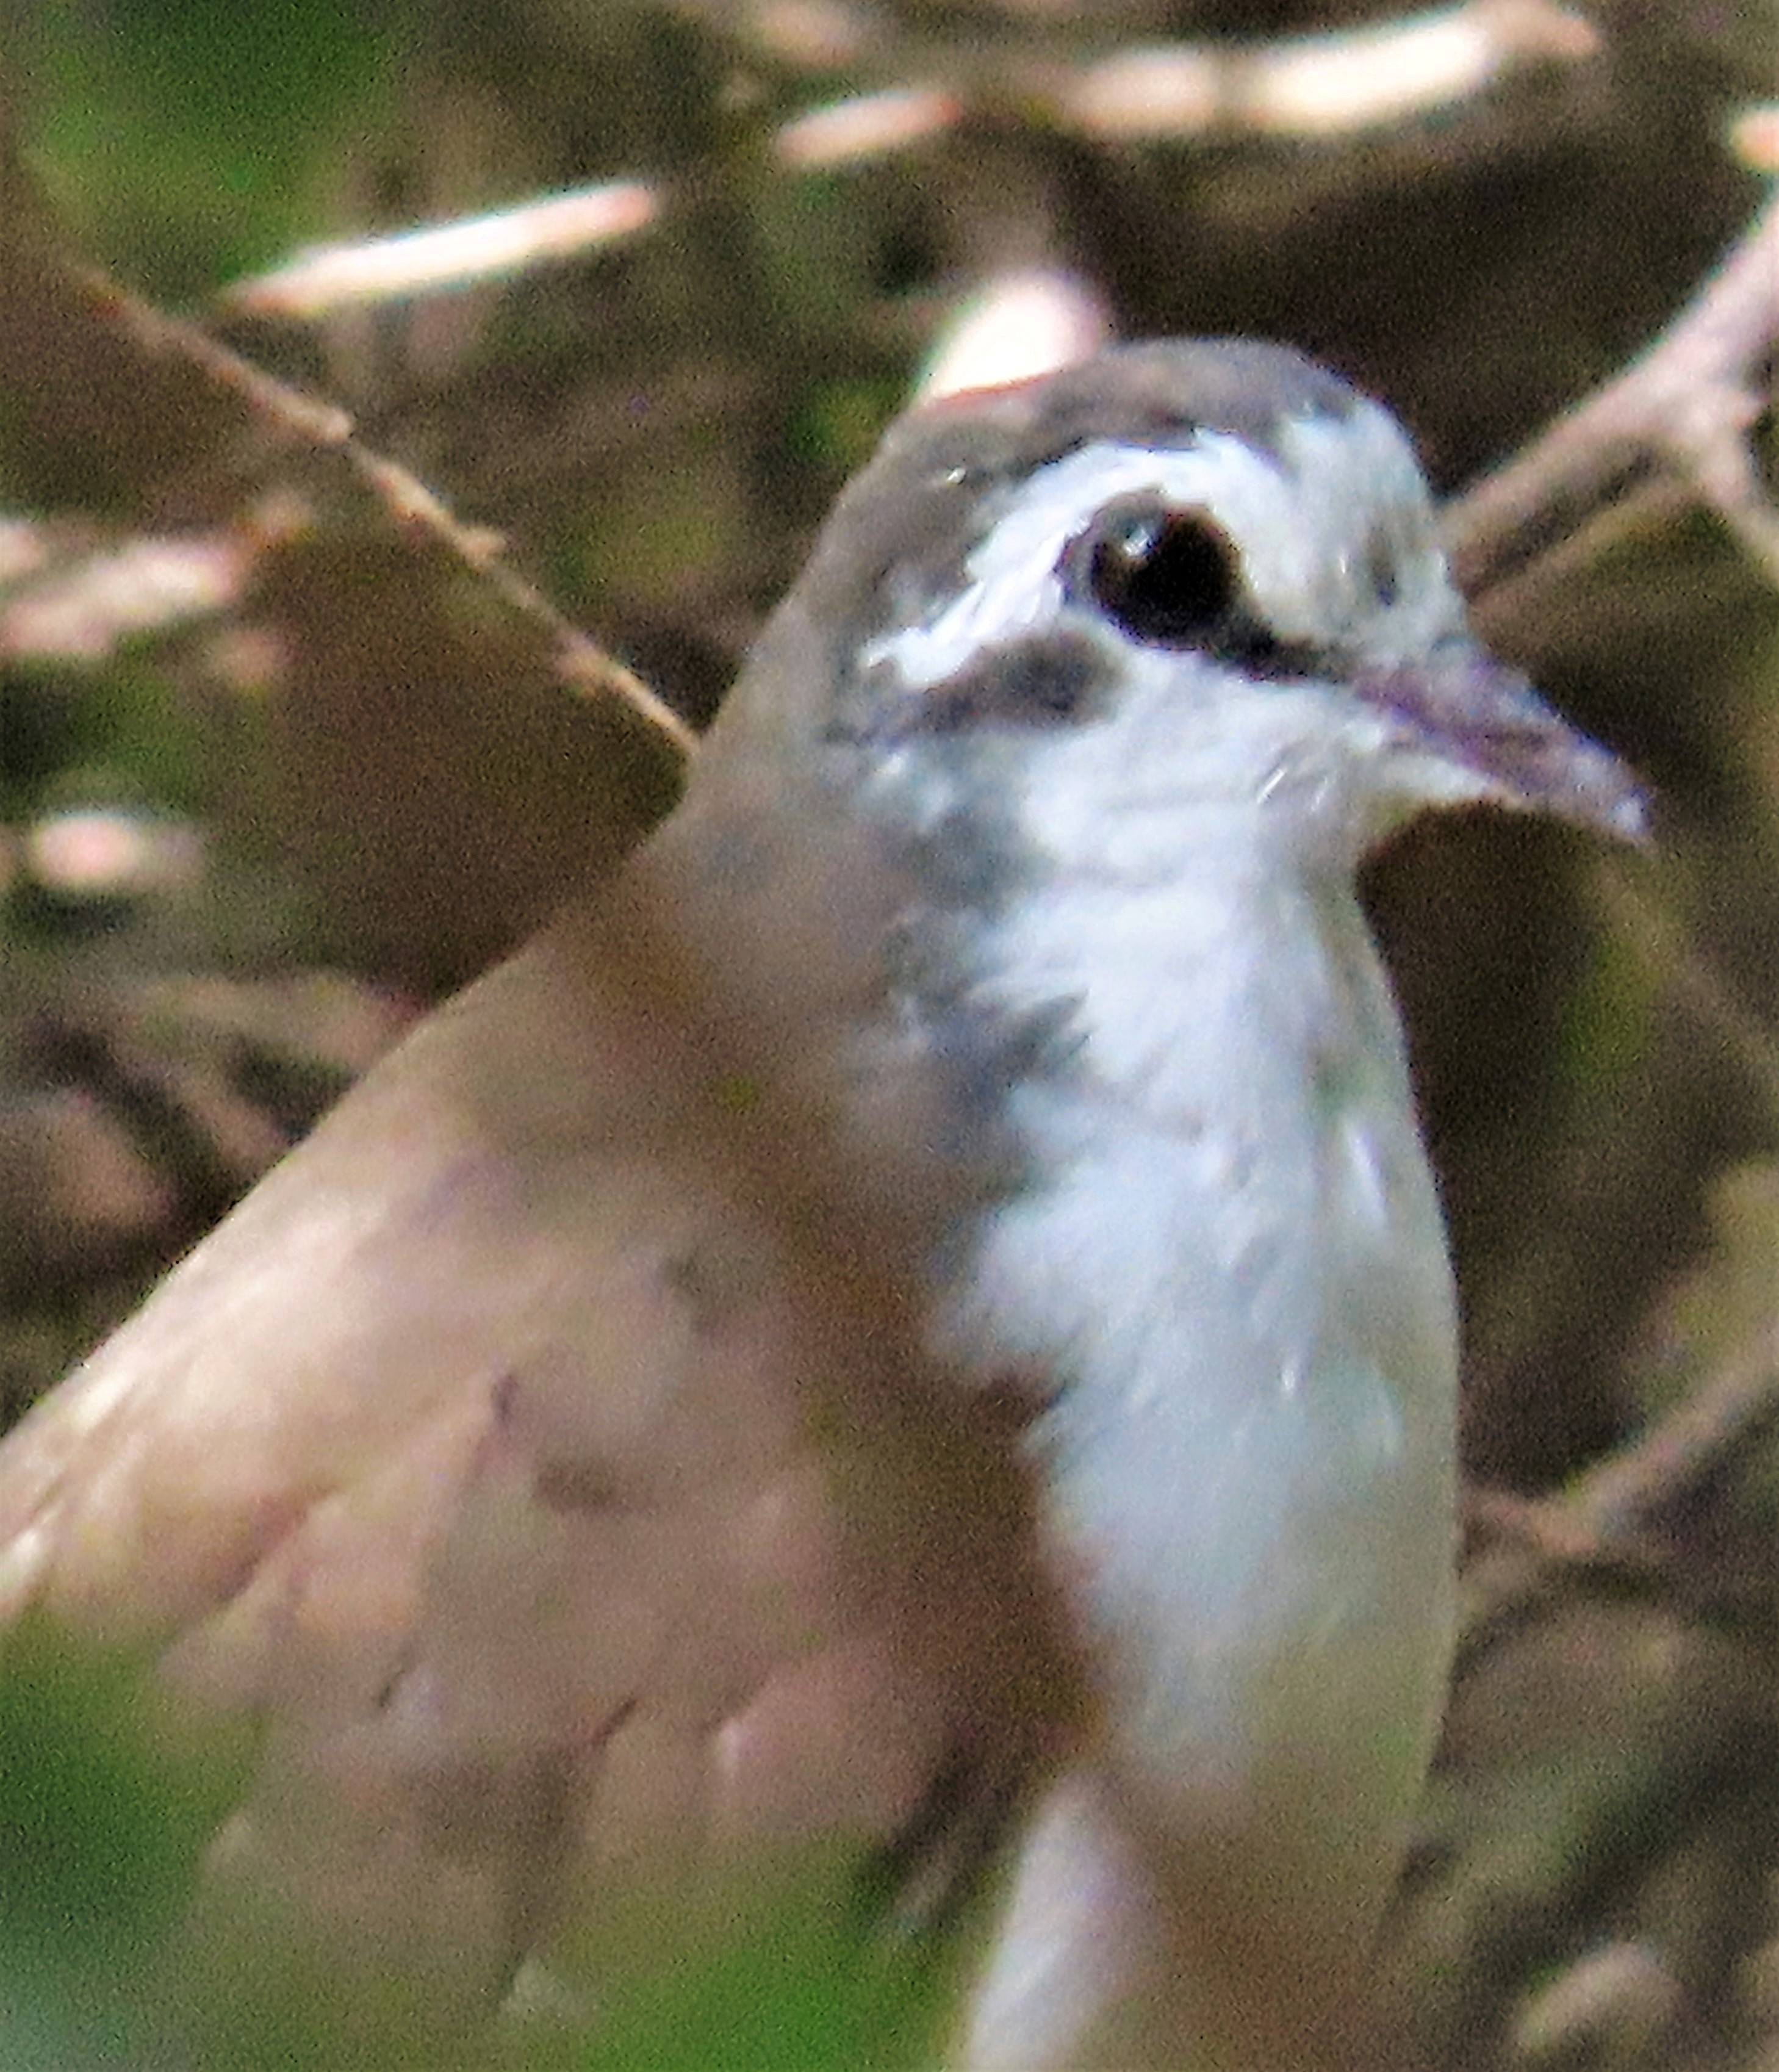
[
  {"left": 1444, "top": 195, "right": 1779, "bottom": 599},
  {"left": 1462, "top": 1308, "right": 1779, "bottom": 1639},
  {"left": 223, "top": 179, "right": 663, "bottom": 319},
  {"left": 915, "top": 268, "right": 1111, "bottom": 399},
  {"left": 73, "top": 267, "right": 697, "bottom": 757},
  {"left": 1731, "top": 103, "right": 1779, "bottom": 173},
  {"left": 1054, "top": 0, "right": 1597, "bottom": 143},
  {"left": 230, "top": 86, "right": 965, "bottom": 319},
  {"left": 0, "top": 523, "right": 253, "bottom": 661},
  {"left": 228, "top": 0, "right": 1598, "bottom": 320},
  {"left": 226, "top": 92, "right": 958, "bottom": 318}
]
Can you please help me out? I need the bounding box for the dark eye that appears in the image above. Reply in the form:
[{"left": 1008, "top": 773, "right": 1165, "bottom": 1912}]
[{"left": 1068, "top": 498, "right": 1268, "bottom": 657}]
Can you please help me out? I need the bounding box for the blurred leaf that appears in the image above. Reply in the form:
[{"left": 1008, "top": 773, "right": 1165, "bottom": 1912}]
[
  {"left": 573, "top": 1861, "right": 961, "bottom": 2071},
  {"left": 0, "top": 1612, "right": 252, "bottom": 2067}
]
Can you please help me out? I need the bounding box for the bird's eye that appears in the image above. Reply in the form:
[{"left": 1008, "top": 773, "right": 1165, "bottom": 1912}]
[{"left": 1069, "top": 498, "right": 1268, "bottom": 658}]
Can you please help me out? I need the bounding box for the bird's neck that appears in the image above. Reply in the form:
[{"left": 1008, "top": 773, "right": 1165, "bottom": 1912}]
[
  {"left": 636, "top": 777, "right": 1457, "bottom": 2064},
  {"left": 902, "top": 817, "right": 1459, "bottom": 1918},
  {"left": 649, "top": 778, "right": 1456, "bottom": 1905}
]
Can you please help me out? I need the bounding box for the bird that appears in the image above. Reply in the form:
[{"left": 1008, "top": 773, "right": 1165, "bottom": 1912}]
[{"left": 0, "top": 339, "right": 1644, "bottom": 2069}]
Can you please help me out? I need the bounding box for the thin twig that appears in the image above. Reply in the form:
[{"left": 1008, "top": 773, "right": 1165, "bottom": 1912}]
[
  {"left": 1443, "top": 195, "right": 1779, "bottom": 599},
  {"left": 229, "top": 1, "right": 1598, "bottom": 319},
  {"left": 1057, "top": 0, "right": 1597, "bottom": 142},
  {"left": 79, "top": 267, "right": 699, "bottom": 759},
  {"left": 1463, "top": 1313, "right": 1779, "bottom": 1642}
]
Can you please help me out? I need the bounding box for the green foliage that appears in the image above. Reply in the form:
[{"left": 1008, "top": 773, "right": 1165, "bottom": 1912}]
[
  {"left": 570, "top": 1874, "right": 960, "bottom": 2072},
  {"left": 1, "top": 656, "right": 210, "bottom": 821},
  {"left": 0, "top": 1617, "right": 958, "bottom": 2068},
  {"left": 20, "top": 0, "right": 409, "bottom": 295},
  {"left": 0, "top": 1614, "right": 251, "bottom": 2067}
]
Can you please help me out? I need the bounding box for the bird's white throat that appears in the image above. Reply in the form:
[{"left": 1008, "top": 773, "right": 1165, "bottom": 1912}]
[{"left": 874, "top": 767, "right": 1459, "bottom": 1872}]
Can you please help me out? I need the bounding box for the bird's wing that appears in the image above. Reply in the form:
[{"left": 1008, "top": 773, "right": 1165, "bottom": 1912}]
[{"left": 0, "top": 893, "right": 1066, "bottom": 2037}]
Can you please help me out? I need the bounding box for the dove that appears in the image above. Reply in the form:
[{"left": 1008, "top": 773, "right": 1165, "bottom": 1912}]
[{"left": 0, "top": 340, "right": 1643, "bottom": 2068}]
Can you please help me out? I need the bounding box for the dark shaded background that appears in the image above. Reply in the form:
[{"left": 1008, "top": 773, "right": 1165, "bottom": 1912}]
[{"left": 2, "top": 3, "right": 1777, "bottom": 2066}]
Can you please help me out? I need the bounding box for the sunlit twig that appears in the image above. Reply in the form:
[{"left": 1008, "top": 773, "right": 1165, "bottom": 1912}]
[
  {"left": 82, "top": 268, "right": 697, "bottom": 758},
  {"left": 229, "top": 1, "right": 1599, "bottom": 320}
]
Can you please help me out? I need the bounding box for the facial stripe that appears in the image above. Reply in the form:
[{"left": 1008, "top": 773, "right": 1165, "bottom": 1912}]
[{"left": 859, "top": 416, "right": 1462, "bottom": 706}]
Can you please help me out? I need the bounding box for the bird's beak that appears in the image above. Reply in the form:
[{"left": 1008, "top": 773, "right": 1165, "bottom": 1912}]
[{"left": 1353, "top": 644, "right": 1650, "bottom": 843}]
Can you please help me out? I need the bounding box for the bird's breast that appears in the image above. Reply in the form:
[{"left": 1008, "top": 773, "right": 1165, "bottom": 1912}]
[{"left": 904, "top": 860, "right": 1459, "bottom": 1874}]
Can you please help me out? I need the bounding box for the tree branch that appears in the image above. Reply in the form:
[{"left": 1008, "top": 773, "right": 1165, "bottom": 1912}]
[{"left": 1443, "top": 196, "right": 1779, "bottom": 599}]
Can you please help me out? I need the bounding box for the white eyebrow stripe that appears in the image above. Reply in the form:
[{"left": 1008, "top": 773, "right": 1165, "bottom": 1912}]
[
  {"left": 863, "top": 436, "right": 1271, "bottom": 692},
  {"left": 862, "top": 414, "right": 1462, "bottom": 695}
]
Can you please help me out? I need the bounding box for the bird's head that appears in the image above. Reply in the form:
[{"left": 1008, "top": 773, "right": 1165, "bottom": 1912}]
[{"left": 714, "top": 340, "right": 1644, "bottom": 894}]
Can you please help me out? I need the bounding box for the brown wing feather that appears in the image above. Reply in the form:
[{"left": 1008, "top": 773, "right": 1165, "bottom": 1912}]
[{"left": 0, "top": 888, "right": 1070, "bottom": 2038}]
